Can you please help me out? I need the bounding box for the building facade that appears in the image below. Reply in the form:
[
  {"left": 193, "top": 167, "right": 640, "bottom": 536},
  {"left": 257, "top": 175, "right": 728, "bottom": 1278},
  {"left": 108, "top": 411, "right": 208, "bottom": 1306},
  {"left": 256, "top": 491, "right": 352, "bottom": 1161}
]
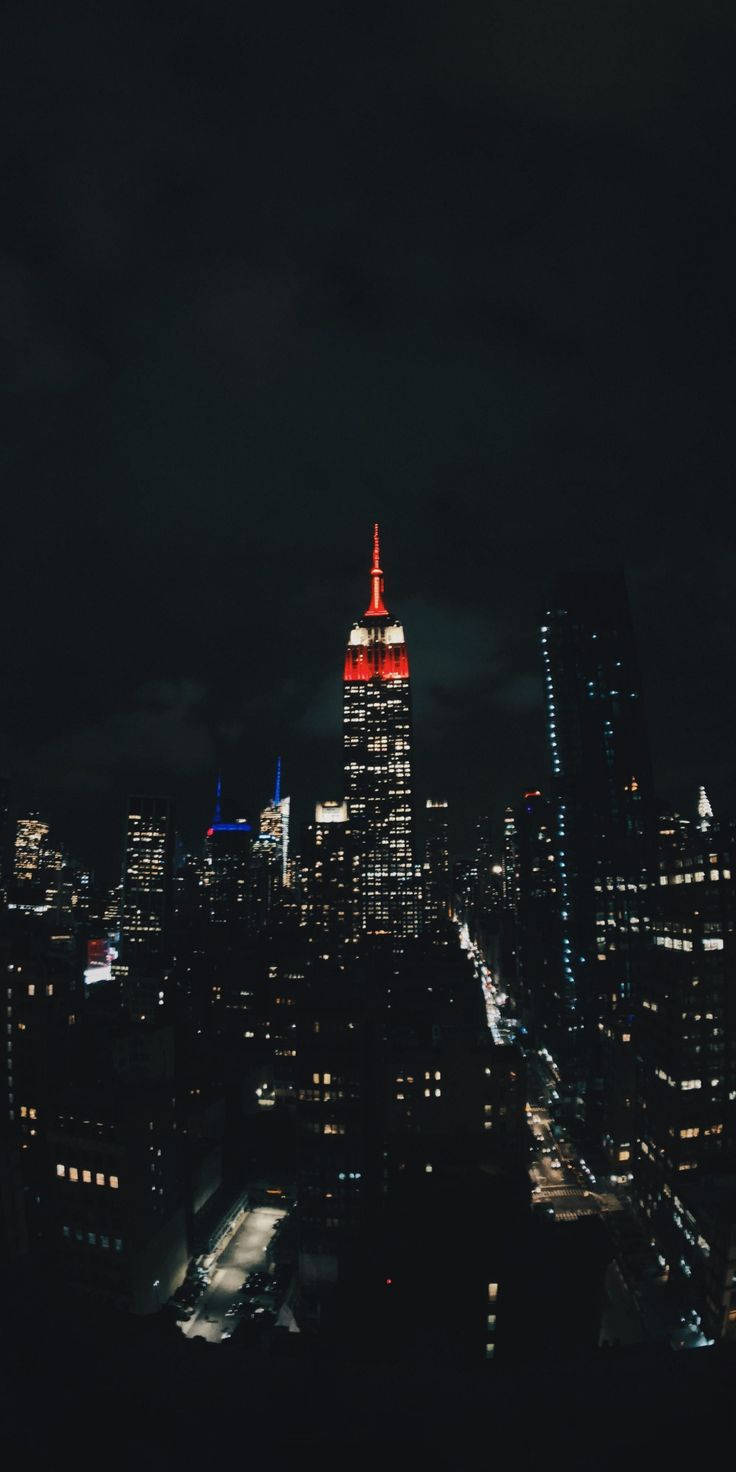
[
  {"left": 636, "top": 801, "right": 736, "bottom": 1339},
  {"left": 120, "top": 797, "right": 175, "bottom": 990},
  {"left": 423, "top": 799, "right": 450, "bottom": 936}
]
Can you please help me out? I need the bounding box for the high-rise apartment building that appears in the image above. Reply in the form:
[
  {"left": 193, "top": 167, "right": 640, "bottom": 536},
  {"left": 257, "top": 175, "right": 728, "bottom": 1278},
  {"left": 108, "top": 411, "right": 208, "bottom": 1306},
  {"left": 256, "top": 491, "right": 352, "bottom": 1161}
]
[
  {"left": 0, "top": 915, "right": 82, "bottom": 1252},
  {"left": 423, "top": 799, "right": 450, "bottom": 935},
  {"left": 540, "top": 571, "right": 652, "bottom": 1149},
  {"left": 343, "top": 525, "right": 416, "bottom": 939},
  {"left": 302, "top": 800, "right": 359, "bottom": 949},
  {"left": 14, "top": 815, "right": 50, "bottom": 885},
  {"left": 636, "top": 799, "right": 736, "bottom": 1340},
  {"left": 120, "top": 797, "right": 175, "bottom": 970},
  {"left": 48, "top": 1019, "right": 188, "bottom": 1314}
]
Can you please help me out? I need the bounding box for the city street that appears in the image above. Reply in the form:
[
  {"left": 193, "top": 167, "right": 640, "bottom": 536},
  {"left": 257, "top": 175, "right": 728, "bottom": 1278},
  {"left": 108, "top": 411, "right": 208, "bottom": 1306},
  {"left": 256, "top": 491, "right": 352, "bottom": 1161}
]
[
  {"left": 181, "top": 1204, "right": 286, "bottom": 1344},
  {"left": 467, "top": 921, "right": 671, "bottom": 1342},
  {"left": 528, "top": 1105, "right": 620, "bottom": 1220}
]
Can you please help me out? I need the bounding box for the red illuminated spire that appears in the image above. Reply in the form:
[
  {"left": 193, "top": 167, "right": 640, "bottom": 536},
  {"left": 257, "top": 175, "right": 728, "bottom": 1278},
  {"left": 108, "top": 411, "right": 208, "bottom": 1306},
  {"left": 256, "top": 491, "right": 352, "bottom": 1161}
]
[{"left": 365, "top": 521, "right": 389, "bottom": 616}]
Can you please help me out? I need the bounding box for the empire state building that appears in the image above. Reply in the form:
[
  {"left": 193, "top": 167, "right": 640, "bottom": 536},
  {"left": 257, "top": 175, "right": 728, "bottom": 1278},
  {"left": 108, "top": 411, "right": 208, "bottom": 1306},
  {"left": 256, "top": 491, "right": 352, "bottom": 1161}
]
[{"left": 343, "top": 524, "right": 417, "bottom": 939}]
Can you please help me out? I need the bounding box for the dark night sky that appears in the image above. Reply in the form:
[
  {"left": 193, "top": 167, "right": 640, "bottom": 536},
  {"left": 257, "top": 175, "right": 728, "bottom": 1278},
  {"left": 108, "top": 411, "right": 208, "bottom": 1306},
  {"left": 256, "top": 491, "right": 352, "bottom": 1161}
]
[{"left": 3, "top": 1, "right": 736, "bottom": 880}]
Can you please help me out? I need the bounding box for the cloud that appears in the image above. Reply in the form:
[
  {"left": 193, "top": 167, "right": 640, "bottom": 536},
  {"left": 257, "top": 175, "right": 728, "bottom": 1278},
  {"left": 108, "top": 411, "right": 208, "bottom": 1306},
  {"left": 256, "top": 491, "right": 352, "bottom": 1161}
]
[
  {"left": 493, "top": 672, "right": 543, "bottom": 713},
  {"left": 19, "top": 679, "right": 213, "bottom": 794}
]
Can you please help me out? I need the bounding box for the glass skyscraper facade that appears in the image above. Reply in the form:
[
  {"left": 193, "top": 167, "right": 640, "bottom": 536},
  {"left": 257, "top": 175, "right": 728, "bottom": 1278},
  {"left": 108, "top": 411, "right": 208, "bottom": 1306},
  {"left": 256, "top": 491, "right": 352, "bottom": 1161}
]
[{"left": 540, "top": 571, "right": 652, "bottom": 1150}]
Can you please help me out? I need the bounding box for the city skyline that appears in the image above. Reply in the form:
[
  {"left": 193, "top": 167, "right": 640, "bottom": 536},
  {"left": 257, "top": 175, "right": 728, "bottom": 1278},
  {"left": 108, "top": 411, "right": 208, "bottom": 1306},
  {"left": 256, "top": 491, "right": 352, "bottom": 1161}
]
[
  {"left": 0, "top": 522, "right": 726, "bottom": 883},
  {"left": 4, "top": 8, "right": 736, "bottom": 1458}
]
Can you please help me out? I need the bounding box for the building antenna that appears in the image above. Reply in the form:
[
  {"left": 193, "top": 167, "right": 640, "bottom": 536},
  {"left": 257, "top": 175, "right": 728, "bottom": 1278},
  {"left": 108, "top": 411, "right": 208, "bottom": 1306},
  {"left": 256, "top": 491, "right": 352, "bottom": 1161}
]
[
  {"left": 365, "top": 520, "right": 388, "bottom": 616},
  {"left": 273, "top": 756, "right": 282, "bottom": 808}
]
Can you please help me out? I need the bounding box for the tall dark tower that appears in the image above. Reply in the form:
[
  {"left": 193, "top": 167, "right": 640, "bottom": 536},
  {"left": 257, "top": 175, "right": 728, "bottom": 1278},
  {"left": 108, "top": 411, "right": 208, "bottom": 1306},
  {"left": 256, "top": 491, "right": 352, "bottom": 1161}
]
[
  {"left": 343, "top": 524, "right": 416, "bottom": 939},
  {"left": 540, "top": 570, "right": 652, "bottom": 1151},
  {"left": 423, "top": 799, "right": 450, "bottom": 935},
  {"left": 204, "top": 775, "right": 252, "bottom": 928}
]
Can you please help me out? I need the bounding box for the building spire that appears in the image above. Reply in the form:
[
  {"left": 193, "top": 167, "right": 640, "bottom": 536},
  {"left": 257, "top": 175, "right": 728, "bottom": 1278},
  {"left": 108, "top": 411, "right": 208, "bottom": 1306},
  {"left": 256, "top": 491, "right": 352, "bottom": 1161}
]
[
  {"left": 273, "top": 755, "right": 282, "bottom": 808},
  {"left": 365, "top": 521, "right": 389, "bottom": 616},
  {"left": 213, "top": 772, "right": 222, "bottom": 825},
  {"left": 697, "top": 784, "right": 714, "bottom": 832}
]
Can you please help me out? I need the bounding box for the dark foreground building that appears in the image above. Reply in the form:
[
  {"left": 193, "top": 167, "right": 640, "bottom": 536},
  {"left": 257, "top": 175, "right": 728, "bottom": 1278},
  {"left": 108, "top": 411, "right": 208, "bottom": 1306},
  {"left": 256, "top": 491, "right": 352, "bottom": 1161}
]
[{"left": 637, "top": 801, "right": 736, "bottom": 1342}]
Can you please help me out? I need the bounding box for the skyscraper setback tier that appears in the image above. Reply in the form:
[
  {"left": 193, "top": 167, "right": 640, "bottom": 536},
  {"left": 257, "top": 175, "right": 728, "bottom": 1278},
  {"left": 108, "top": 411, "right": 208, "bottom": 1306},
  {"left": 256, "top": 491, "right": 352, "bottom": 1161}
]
[{"left": 343, "top": 525, "right": 416, "bottom": 939}]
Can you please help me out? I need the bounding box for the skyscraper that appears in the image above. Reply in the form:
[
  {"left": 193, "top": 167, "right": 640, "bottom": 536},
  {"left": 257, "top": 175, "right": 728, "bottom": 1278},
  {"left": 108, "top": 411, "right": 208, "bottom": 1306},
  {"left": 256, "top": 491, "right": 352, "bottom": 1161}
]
[
  {"left": 509, "top": 789, "right": 559, "bottom": 1045},
  {"left": 636, "top": 794, "right": 736, "bottom": 1341},
  {"left": 303, "top": 800, "right": 359, "bottom": 949},
  {"left": 540, "top": 571, "right": 652, "bottom": 1146},
  {"left": 249, "top": 761, "right": 291, "bottom": 931},
  {"left": 120, "top": 797, "right": 175, "bottom": 971},
  {"left": 258, "top": 758, "right": 290, "bottom": 883},
  {"left": 423, "top": 799, "right": 450, "bottom": 935},
  {"left": 14, "top": 815, "right": 50, "bottom": 885},
  {"left": 204, "top": 776, "right": 252, "bottom": 928},
  {"left": 343, "top": 525, "right": 416, "bottom": 939}
]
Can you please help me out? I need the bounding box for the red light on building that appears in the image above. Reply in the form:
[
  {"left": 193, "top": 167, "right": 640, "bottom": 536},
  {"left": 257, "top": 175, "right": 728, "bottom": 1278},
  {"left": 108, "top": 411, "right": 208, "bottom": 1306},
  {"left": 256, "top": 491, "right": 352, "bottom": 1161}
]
[
  {"left": 523, "top": 790, "right": 541, "bottom": 800},
  {"left": 365, "top": 521, "right": 388, "bottom": 617},
  {"left": 343, "top": 645, "right": 410, "bottom": 682}
]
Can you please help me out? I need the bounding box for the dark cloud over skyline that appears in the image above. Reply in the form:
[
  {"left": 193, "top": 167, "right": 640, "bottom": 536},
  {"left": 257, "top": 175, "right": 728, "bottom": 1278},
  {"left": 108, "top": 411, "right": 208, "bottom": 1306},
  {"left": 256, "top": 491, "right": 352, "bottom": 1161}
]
[{"left": 3, "top": 2, "right": 736, "bottom": 878}]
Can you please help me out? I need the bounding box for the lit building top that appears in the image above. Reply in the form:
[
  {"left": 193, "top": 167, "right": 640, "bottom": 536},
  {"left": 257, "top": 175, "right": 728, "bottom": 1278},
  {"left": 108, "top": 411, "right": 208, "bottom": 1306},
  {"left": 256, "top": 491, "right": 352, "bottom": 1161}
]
[
  {"left": 344, "top": 523, "right": 409, "bottom": 682},
  {"left": 254, "top": 759, "right": 290, "bottom": 881},
  {"left": 697, "top": 785, "right": 714, "bottom": 833},
  {"left": 316, "top": 800, "right": 349, "bottom": 825},
  {"left": 206, "top": 775, "right": 252, "bottom": 837}
]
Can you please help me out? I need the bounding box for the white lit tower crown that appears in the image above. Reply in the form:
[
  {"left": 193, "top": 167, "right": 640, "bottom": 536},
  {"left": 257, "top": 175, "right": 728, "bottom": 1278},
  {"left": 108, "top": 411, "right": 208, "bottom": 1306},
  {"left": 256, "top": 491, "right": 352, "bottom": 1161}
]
[{"left": 343, "top": 524, "right": 417, "bottom": 939}]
